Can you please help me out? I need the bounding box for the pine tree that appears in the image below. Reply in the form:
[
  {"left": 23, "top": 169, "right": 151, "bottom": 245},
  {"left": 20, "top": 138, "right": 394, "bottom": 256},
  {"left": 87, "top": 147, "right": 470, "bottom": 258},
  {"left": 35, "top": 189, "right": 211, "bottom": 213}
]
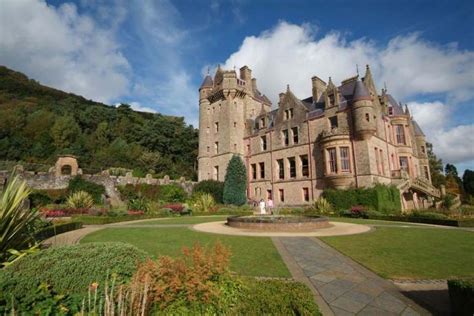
[{"left": 223, "top": 155, "right": 247, "bottom": 205}]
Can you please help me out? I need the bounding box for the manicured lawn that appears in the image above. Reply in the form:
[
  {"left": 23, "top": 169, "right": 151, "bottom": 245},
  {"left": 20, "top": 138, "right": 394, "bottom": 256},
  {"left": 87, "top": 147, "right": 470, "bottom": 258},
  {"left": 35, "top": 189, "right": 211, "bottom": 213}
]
[
  {"left": 321, "top": 227, "right": 474, "bottom": 279},
  {"left": 81, "top": 227, "right": 290, "bottom": 278},
  {"left": 328, "top": 217, "right": 422, "bottom": 226},
  {"left": 126, "top": 215, "right": 229, "bottom": 225}
]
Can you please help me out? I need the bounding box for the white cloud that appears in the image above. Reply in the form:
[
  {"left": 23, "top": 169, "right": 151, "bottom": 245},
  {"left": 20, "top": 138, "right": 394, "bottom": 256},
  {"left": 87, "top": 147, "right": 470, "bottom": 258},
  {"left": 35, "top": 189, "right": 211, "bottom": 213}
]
[
  {"left": 129, "top": 102, "right": 157, "bottom": 113},
  {"left": 0, "top": 0, "right": 130, "bottom": 103},
  {"left": 409, "top": 101, "right": 474, "bottom": 164},
  {"left": 222, "top": 21, "right": 474, "bottom": 166}
]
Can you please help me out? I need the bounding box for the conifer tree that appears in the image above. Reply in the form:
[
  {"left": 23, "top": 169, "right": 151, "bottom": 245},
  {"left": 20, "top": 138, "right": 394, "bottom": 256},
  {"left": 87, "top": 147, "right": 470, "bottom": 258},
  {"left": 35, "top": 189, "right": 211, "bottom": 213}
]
[{"left": 223, "top": 155, "right": 247, "bottom": 205}]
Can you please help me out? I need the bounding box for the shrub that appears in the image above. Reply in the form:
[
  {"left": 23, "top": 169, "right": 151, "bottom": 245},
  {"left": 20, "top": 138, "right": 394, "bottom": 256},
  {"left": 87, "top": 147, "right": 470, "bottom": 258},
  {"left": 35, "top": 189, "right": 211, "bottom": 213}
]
[
  {"left": 118, "top": 183, "right": 187, "bottom": 203},
  {"left": 162, "top": 203, "right": 185, "bottom": 213},
  {"left": 223, "top": 155, "right": 247, "bottom": 206},
  {"left": 160, "top": 184, "right": 187, "bottom": 202},
  {"left": 448, "top": 278, "right": 474, "bottom": 315},
  {"left": 127, "top": 197, "right": 150, "bottom": 213},
  {"left": 34, "top": 222, "right": 83, "bottom": 241},
  {"left": 0, "top": 175, "right": 38, "bottom": 262},
  {"left": 0, "top": 242, "right": 148, "bottom": 313},
  {"left": 235, "top": 278, "right": 320, "bottom": 315},
  {"left": 306, "top": 197, "right": 333, "bottom": 214},
  {"left": 29, "top": 189, "right": 68, "bottom": 207},
  {"left": 67, "top": 176, "right": 105, "bottom": 203},
  {"left": 66, "top": 190, "right": 94, "bottom": 209},
  {"left": 128, "top": 210, "right": 145, "bottom": 216},
  {"left": 411, "top": 211, "right": 448, "bottom": 220},
  {"left": 442, "top": 194, "right": 455, "bottom": 209},
  {"left": 191, "top": 193, "right": 216, "bottom": 213},
  {"left": 192, "top": 180, "right": 224, "bottom": 204}
]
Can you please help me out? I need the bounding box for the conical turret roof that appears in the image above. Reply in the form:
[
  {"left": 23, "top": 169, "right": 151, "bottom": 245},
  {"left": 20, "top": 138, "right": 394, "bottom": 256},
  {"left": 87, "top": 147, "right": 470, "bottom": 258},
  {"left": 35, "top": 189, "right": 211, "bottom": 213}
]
[
  {"left": 352, "top": 80, "right": 371, "bottom": 102},
  {"left": 200, "top": 75, "right": 213, "bottom": 88}
]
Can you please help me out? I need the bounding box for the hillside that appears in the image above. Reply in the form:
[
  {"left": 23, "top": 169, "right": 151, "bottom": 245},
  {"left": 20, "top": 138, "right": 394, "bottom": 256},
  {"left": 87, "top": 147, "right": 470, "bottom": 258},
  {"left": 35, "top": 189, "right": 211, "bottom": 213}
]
[{"left": 0, "top": 66, "right": 198, "bottom": 179}]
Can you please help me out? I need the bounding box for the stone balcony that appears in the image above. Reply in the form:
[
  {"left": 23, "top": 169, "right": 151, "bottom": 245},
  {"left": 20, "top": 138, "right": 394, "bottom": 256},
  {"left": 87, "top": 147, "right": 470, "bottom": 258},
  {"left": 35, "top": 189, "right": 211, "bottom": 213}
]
[{"left": 319, "top": 127, "right": 350, "bottom": 143}]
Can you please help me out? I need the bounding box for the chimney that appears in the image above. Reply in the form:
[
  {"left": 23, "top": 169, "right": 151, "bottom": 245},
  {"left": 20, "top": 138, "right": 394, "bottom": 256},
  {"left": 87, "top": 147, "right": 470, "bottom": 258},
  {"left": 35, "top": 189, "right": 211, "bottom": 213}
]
[
  {"left": 239, "top": 66, "right": 252, "bottom": 83},
  {"left": 311, "top": 76, "right": 327, "bottom": 102},
  {"left": 251, "top": 78, "right": 257, "bottom": 92}
]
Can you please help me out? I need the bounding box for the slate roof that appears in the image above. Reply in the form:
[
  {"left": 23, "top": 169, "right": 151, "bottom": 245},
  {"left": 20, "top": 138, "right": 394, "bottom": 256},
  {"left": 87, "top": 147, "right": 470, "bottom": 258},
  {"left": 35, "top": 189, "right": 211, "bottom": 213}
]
[
  {"left": 386, "top": 94, "right": 405, "bottom": 115},
  {"left": 352, "top": 80, "right": 371, "bottom": 101},
  {"left": 200, "top": 75, "right": 213, "bottom": 88},
  {"left": 412, "top": 120, "right": 425, "bottom": 136}
]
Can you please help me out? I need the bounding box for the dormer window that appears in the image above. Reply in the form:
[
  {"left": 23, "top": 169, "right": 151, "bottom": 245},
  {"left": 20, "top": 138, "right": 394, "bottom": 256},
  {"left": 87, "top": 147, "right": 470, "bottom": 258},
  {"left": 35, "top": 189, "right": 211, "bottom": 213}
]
[
  {"left": 284, "top": 109, "right": 294, "bottom": 120},
  {"left": 388, "top": 106, "right": 393, "bottom": 115},
  {"left": 329, "top": 94, "right": 335, "bottom": 106},
  {"left": 329, "top": 116, "right": 338, "bottom": 129}
]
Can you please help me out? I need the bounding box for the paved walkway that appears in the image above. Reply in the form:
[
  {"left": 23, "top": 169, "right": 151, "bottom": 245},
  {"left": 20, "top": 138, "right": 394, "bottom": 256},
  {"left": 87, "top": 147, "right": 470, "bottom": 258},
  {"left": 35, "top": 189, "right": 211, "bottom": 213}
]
[{"left": 273, "top": 237, "right": 428, "bottom": 315}]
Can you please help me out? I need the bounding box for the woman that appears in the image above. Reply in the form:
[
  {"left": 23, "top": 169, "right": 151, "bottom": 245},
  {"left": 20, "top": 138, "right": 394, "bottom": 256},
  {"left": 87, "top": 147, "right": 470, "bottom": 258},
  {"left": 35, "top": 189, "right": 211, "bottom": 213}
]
[{"left": 259, "top": 199, "right": 266, "bottom": 215}]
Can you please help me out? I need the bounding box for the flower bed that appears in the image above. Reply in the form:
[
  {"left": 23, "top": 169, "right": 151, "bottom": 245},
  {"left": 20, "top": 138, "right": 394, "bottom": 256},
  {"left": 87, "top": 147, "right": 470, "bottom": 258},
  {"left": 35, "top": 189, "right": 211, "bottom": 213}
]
[{"left": 227, "top": 215, "right": 330, "bottom": 231}]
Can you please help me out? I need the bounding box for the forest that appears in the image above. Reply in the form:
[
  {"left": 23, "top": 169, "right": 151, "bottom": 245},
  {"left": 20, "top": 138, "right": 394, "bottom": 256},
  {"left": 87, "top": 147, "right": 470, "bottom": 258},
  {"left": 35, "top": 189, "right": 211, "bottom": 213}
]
[{"left": 0, "top": 66, "right": 198, "bottom": 179}]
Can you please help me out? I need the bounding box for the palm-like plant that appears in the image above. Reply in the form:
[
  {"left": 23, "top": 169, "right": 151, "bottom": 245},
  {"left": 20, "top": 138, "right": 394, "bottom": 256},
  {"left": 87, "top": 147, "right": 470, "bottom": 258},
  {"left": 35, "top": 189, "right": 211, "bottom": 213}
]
[
  {"left": 66, "top": 190, "right": 94, "bottom": 209},
  {"left": 0, "top": 175, "right": 37, "bottom": 261},
  {"left": 192, "top": 193, "right": 216, "bottom": 213}
]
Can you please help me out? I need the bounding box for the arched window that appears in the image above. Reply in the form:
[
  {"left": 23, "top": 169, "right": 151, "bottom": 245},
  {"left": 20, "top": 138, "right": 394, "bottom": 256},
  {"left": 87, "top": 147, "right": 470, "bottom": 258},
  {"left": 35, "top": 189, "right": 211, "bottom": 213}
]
[{"left": 61, "top": 165, "right": 72, "bottom": 175}]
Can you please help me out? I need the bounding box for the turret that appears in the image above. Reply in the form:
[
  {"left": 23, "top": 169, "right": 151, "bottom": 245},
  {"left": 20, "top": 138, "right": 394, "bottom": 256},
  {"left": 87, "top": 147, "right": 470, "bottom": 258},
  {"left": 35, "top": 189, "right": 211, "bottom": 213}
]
[
  {"left": 351, "top": 80, "right": 376, "bottom": 140},
  {"left": 199, "top": 74, "right": 213, "bottom": 100}
]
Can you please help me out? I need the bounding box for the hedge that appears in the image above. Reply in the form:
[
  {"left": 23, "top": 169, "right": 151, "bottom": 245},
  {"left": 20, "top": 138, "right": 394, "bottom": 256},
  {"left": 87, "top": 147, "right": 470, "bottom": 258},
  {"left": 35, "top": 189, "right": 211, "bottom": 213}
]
[
  {"left": 29, "top": 189, "right": 68, "bottom": 207},
  {"left": 71, "top": 214, "right": 166, "bottom": 225},
  {"left": 68, "top": 176, "right": 106, "bottom": 203},
  {"left": 34, "top": 221, "right": 83, "bottom": 241},
  {"left": 323, "top": 184, "right": 401, "bottom": 214},
  {"left": 118, "top": 183, "right": 187, "bottom": 203},
  {"left": 192, "top": 180, "right": 224, "bottom": 204},
  {"left": 448, "top": 279, "right": 474, "bottom": 315},
  {"left": 366, "top": 215, "right": 474, "bottom": 227},
  {"left": 0, "top": 242, "right": 148, "bottom": 313}
]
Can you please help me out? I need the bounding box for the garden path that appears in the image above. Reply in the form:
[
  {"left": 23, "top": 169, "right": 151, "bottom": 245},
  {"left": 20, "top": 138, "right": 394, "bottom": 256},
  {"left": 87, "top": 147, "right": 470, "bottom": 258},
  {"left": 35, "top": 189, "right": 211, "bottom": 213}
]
[{"left": 273, "top": 237, "right": 429, "bottom": 316}]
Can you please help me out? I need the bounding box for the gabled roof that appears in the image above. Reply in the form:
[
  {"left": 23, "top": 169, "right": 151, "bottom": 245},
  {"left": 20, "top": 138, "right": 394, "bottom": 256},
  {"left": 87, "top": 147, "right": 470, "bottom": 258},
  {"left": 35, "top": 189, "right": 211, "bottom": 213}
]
[
  {"left": 413, "top": 120, "right": 425, "bottom": 136},
  {"left": 386, "top": 94, "right": 405, "bottom": 115},
  {"left": 200, "top": 75, "right": 213, "bottom": 88}
]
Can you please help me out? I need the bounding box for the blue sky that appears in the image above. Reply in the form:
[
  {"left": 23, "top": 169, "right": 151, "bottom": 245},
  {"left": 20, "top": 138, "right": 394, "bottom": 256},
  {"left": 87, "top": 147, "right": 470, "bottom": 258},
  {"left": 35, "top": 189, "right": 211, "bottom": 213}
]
[{"left": 0, "top": 0, "right": 473, "bottom": 172}]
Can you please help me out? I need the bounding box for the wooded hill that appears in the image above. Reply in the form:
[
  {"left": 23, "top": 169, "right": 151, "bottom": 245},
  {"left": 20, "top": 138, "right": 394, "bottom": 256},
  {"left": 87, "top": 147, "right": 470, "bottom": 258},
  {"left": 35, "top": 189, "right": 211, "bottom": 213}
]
[{"left": 0, "top": 66, "right": 198, "bottom": 179}]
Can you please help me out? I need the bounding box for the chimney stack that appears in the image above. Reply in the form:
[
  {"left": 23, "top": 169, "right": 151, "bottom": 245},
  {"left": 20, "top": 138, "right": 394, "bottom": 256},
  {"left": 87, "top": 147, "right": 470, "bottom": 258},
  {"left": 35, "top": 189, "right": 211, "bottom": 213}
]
[{"left": 311, "top": 76, "right": 327, "bottom": 102}]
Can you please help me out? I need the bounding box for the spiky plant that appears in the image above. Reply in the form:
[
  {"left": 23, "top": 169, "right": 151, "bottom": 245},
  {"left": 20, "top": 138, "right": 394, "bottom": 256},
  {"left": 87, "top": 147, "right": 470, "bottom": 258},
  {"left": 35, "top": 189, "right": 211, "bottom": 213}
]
[
  {"left": 192, "top": 193, "right": 216, "bottom": 213},
  {"left": 66, "top": 190, "right": 94, "bottom": 209},
  {"left": 0, "top": 175, "right": 37, "bottom": 261},
  {"left": 308, "top": 197, "right": 333, "bottom": 215}
]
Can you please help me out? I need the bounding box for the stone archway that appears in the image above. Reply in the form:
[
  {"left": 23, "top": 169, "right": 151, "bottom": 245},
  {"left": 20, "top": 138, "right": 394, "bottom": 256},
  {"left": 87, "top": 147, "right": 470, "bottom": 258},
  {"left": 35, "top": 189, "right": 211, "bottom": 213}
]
[{"left": 55, "top": 155, "right": 79, "bottom": 177}]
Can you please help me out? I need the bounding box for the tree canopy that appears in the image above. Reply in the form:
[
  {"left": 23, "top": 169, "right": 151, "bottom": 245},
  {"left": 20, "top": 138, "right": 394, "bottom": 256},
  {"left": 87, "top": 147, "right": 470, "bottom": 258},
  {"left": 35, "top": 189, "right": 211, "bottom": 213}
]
[
  {"left": 426, "top": 142, "right": 445, "bottom": 188},
  {"left": 0, "top": 66, "right": 198, "bottom": 179},
  {"left": 223, "top": 155, "right": 247, "bottom": 206}
]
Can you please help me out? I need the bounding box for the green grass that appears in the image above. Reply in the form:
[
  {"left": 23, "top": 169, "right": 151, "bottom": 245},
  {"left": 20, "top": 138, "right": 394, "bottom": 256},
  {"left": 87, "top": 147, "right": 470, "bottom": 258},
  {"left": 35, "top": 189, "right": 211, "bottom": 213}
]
[
  {"left": 81, "top": 227, "right": 290, "bottom": 278},
  {"left": 125, "top": 215, "right": 229, "bottom": 225},
  {"left": 321, "top": 227, "right": 474, "bottom": 279},
  {"left": 328, "top": 217, "right": 422, "bottom": 226}
]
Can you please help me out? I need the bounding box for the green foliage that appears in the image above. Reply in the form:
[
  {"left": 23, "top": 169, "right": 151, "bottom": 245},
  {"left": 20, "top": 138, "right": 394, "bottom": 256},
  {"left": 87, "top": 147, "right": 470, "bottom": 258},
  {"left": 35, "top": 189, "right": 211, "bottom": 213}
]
[
  {"left": 29, "top": 189, "right": 68, "bottom": 207},
  {"left": 427, "top": 142, "right": 446, "bottom": 188},
  {"left": 0, "top": 175, "right": 38, "bottom": 262},
  {"left": 442, "top": 194, "right": 455, "bottom": 209},
  {"left": 191, "top": 193, "right": 216, "bottom": 213},
  {"left": 67, "top": 176, "right": 105, "bottom": 203},
  {"left": 118, "top": 183, "right": 187, "bottom": 203},
  {"left": 223, "top": 155, "right": 247, "bottom": 206},
  {"left": 323, "top": 184, "right": 401, "bottom": 214},
  {"left": 128, "top": 198, "right": 150, "bottom": 212},
  {"left": 448, "top": 278, "right": 474, "bottom": 315},
  {"left": 411, "top": 211, "right": 448, "bottom": 220},
  {"left": 192, "top": 180, "right": 224, "bottom": 204},
  {"left": 160, "top": 184, "right": 187, "bottom": 202},
  {"left": 0, "top": 242, "right": 148, "bottom": 313},
  {"left": 463, "top": 169, "right": 474, "bottom": 196},
  {"left": 34, "top": 222, "right": 83, "bottom": 241},
  {"left": 0, "top": 66, "right": 198, "bottom": 180},
  {"left": 235, "top": 279, "right": 320, "bottom": 315},
  {"left": 66, "top": 190, "right": 94, "bottom": 209},
  {"left": 307, "top": 197, "right": 333, "bottom": 214}
]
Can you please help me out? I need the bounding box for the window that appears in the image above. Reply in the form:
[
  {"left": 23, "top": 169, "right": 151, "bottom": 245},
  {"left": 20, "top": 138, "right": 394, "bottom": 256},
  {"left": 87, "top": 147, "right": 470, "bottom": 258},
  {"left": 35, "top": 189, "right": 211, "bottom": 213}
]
[
  {"left": 388, "top": 107, "right": 393, "bottom": 115},
  {"left": 340, "top": 147, "right": 350, "bottom": 172},
  {"left": 300, "top": 155, "right": 309, "bottom": 177},
  {"left": 282, "top": 129, "right": 289, "bottom": 146},
  {"left": 303, "top": 188, "right": 309, "bottom": 202},
  {"left": 251, "top": 164, "right": 257, "bottom": 180},
  {"left": 259, "top": 162, "right": 265, "bottom": 179},
  {"left": 214, "top": 122, "right": 219, "bottom": 132},
  {"left": 424, "top": 166, "right": 429, "bottom": 179},
  {"left": 206, "top": 126, "right": 210, "bottom": 134},
  {"left": 289, "top": 108, "right": 293, "bottom": 118},
  {"left": 206, "top": 146, "right": 210, "bottom": 153},
  {"left": 279, "top": 189, "right": 285, "bottom": 202},
  {"left": 365, "top": 113, "right": 370, "bottom": 122},
  {"left": 213, "top": 166, "right": 219, "bottom": 180},
  {"left": 267, "top": 190, "right": 272, "bottom": 200},
  {"left": 214, "top": 142, "right": 219, "bottom": 154},
  {"left": 421, "top": 145, "right": 426, "bottom": 154},
  {"left": 261, "top": 136, "right": 267, "bottom": 151},
  {"left": 379, "top": 149, "right": 385, "bottom": 175},
  {"left": 234, "top": 122, "right": 237, "bottom": 128},
  {"left": 375, "top": 147, "right": 381, "bottom": 174},
  {"left": 255, "top": 121, "right": 260, "bottom": 129},
  {"left": 329, "top": 116, "right": 338, "bottom": 129},
  {"left": 396, "top": 125, "right": 406, "bottom": 145},
  {"left": 284, "top": 109, "right": 294, "bottom": 120},
  {"left": 399, "top": 156, "right": 409, "bottom": 173},
  {"left": 260, "top": 117, "right": 265, "bottom": 128},
  {"left": 234, "top": 143, "right": 237, "bottom": 151},
  {"left": 328, "top": 148, "right": 337, "bottom": 174},
  {"left": 277, "top": 159, "right": 284, "bottom": 179},
  {"left": 292, "top": 127, "right": 299, "bottom": 144},
  {"left": 247, "top": 144, "right": 250, "bottom": 154},
  {"left": 288, "top": 157, "right": 296, "bottom": 178},
  {"left": 329, "top": 94, "right": 335, "bottom": 106}
]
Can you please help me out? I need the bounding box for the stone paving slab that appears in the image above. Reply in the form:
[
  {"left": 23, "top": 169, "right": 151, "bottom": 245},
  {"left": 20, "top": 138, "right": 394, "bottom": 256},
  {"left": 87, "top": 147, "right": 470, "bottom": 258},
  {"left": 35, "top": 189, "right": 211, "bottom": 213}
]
[{"left": 275, "top": 237, "right": 429, "bottom": 316}]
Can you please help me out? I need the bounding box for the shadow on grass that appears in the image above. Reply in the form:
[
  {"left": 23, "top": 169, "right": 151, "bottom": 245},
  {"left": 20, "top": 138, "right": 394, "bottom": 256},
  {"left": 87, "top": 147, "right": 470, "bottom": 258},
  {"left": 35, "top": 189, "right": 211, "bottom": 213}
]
[{"left": 400, "top": 289, "right": 450, "bottom": 315}]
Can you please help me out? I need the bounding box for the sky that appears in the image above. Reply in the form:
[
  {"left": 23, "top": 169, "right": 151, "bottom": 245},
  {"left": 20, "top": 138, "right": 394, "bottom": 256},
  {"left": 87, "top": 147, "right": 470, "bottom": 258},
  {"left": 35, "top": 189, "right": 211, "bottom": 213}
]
[{"left": 0, "top": 0, "right": 473, "bottom": 173}]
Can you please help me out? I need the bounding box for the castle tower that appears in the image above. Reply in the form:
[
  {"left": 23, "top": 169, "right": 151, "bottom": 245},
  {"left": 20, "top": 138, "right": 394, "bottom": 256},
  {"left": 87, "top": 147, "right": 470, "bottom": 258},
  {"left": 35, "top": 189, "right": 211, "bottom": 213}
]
[
  {"left": 197, "top": 65, "right": 271, "bottom": 182},
  {"left": 351, "top": 80, "right": 376, "bottom": 140}
]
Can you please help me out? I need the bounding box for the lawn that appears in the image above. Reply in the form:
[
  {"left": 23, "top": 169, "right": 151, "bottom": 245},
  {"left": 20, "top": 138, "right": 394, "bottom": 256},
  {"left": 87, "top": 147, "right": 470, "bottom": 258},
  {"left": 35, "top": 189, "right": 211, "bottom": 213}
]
[
  {"left": 81, "top": 227, "right": 290, "bottom": 278},
  {"left": 328, "top": 217, "right": 423, "bottom": 226},
  {"left": 321, "top": 227, "right": 474, "bottom": 279},
  {"left": 125, "top": 215, "right": 229, "bottom": 225}
]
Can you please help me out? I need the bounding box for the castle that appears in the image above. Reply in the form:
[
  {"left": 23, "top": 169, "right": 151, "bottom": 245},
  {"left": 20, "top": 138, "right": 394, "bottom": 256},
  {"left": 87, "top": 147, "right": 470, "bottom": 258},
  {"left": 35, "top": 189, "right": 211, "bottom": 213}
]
[{"left": 198, "top": 65, "right": 440, "bottom": 210}]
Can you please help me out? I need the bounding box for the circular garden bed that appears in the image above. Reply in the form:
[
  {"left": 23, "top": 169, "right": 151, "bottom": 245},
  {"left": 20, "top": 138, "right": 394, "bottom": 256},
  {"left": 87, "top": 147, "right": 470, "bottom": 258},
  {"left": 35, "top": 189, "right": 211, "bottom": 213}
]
[{"left": 226, "top": 215, "right": 330, "bottom": 232}]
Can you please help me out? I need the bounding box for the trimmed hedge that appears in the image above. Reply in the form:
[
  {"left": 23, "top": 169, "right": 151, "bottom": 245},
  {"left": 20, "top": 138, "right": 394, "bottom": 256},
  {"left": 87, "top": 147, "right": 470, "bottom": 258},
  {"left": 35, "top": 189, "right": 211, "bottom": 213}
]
[
  {"left": 118, "top": 183, "right": 187, "bottom": 203},
  {"left": 192, "top": 180, "right": 224, "bottom": 203},
  {"left": 323, "top": 184, "right": 401, "bottom": 214},
  {"left": 0, "top": 242, "right": 148, "bottom": 313},
  {"left": 34, "top": 221, "right": 83, "bottom": 241},
  {"left": 366, "top": 214, "right": 474, "bottom": 227},
  {"left": 236, "top": 278, "right": 320, "bottom": 315},
  {"left": 72, "top": 214, "right": 166, "bottom": 225},
  {"left": 448, "top": 279, "right": 474, "bottom": 315}
]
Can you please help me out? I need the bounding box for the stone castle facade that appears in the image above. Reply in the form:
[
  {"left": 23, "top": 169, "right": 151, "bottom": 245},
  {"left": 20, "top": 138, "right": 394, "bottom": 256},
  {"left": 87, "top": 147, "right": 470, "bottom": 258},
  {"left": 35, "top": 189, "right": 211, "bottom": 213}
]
[{"left": 198, "top": 65, "right": 439, "bottom": 209}]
